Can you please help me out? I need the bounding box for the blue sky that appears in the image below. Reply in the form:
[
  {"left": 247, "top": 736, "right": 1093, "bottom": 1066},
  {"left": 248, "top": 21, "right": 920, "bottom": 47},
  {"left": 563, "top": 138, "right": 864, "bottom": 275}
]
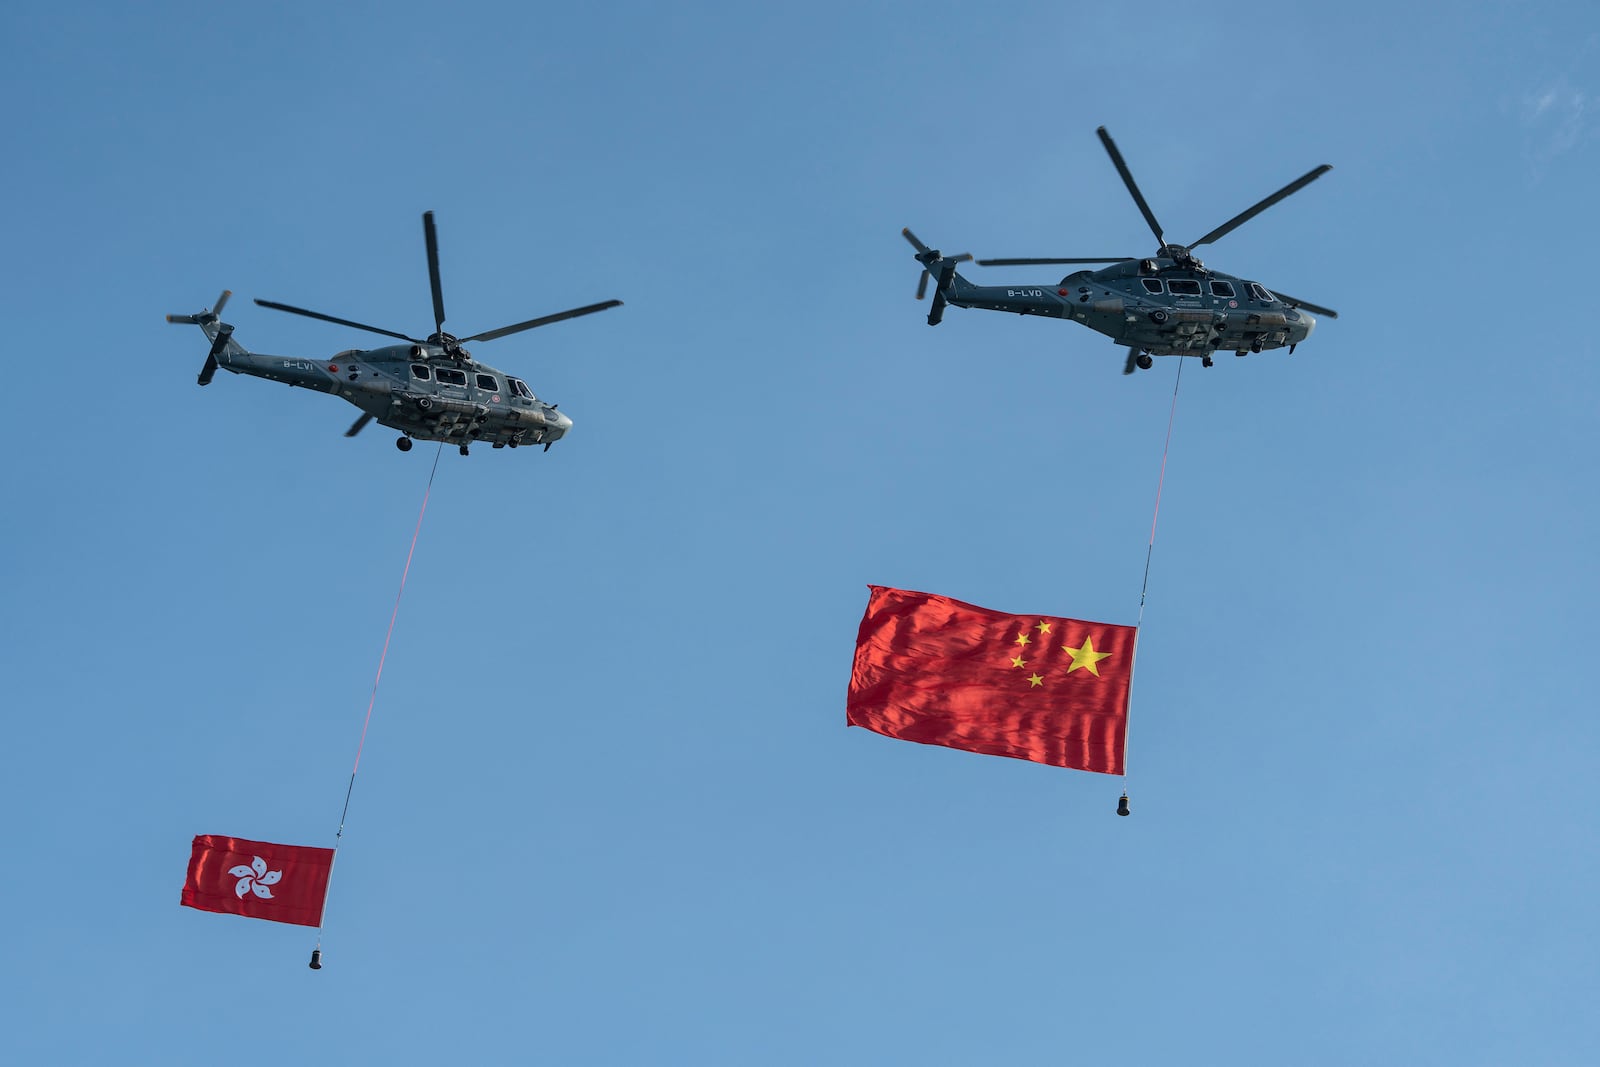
[{"left": 4, "top": 1, "right": 1597, "bottom": 1063}]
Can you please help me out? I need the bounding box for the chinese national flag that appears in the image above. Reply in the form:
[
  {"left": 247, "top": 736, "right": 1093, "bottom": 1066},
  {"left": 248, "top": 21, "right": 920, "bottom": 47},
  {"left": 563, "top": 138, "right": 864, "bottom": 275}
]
[
  {"left": 180, "top": 835, "right": 334, "bottom": 928},
  {"left": 847, "top": 585, "right": 1136, "bottom": 775}
]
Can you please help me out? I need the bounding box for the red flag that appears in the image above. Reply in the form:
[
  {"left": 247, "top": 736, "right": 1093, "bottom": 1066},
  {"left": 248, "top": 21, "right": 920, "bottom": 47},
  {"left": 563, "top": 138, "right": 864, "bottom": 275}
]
[
  {"left": 847, "top": 585, "right": 1136, "bottom": 775},
  {"left": 181, "top": 835, "right": 334, "bottom": 928}
]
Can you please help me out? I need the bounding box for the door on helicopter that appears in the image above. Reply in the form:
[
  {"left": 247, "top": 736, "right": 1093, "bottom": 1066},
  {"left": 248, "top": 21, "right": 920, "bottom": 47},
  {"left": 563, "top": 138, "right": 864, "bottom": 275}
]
[
  {"left": 431, "top": 365, "right": 471, "bottom": 403},
  {"left": 471, "top": 370, "right": 504, "bottom": 409}
]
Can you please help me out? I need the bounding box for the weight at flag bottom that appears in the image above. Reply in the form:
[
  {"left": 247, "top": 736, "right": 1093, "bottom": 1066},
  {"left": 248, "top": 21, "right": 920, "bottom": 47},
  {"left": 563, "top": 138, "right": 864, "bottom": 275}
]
[
  {"left": 847, "top": 586, "right": 1135, "bottom": 775},
  {"left": 181, "top": 835, "right": 334, "bottom": 928}
]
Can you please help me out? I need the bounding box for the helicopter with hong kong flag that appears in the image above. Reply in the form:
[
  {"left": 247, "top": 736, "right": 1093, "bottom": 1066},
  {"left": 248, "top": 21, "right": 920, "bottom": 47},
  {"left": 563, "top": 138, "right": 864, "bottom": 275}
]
[
  {"left": 904, "top": 126, "right": 1338, "bottom": 374},
  {"left": 167, "top": 212, "right": 621, "bottom": 455}
]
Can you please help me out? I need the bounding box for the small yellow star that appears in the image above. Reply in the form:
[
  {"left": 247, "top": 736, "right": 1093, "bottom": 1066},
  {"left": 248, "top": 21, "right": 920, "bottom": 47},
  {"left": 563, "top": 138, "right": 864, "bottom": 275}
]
[
  {"left": 1035, "top": 620, "right": 1052, "bottom": 635},
  {"left": 1027, "top": 673, "right": 1044, "bottom": 687},
  {"left": 1062, "top": 636, "right": 1113, "bottom": 676},
  {"left": 1014, "top": 632, "right": 1030, "bottom": 646},
  {"left": 1010, "top": 655, "right": 1027, "bottom": 669}
]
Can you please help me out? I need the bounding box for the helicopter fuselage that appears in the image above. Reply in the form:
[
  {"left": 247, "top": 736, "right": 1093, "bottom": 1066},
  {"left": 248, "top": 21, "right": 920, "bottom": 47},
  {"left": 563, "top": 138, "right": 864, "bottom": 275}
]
[
  {"left": 944, "top": 257, "right": 1315, "bottom": 359},
  {"left": 201, "top": 319, "right": 571, "bottom": 450},
  {"left": 171, "top": 212, "right": 620, "bottom": 453},
  {"left": 905, "top": 127, "right": 1335, "bottom": 370}
]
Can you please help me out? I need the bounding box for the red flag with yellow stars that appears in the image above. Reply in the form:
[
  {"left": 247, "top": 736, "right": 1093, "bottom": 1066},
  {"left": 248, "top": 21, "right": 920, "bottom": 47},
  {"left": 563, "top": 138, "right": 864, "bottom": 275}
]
[{"left": 847, "top": 586, "right": 1136, "bottom": 775}]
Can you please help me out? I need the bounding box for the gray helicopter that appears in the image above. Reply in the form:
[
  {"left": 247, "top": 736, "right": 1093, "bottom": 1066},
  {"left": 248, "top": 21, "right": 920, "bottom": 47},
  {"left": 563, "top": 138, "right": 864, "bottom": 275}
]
[
  {"left": 168, "top": 212, "right": 620, "bottom": 454},
  {"left": 904, "top": 127, "right": 1337, "bottom": 374}
]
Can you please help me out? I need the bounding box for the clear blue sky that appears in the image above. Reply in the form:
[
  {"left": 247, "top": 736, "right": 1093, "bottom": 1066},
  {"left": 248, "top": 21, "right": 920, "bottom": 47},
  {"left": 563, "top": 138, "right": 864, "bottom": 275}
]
[{"left": 4, "top": 2, "right": 1597, "bottom": 1063}]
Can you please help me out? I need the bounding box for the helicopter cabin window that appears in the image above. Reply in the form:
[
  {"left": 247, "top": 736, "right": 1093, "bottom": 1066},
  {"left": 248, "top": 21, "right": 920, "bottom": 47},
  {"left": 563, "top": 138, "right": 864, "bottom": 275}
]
[
  {"left": 508, "top": 377, "right": 535, "bottom": 400},
  {"left": 435, "top": 368, "right": 468, "bottom": 387},
  {"left": 410, "top": 364, "right": 431, "bottom": 381},
  {"left": 475, "top": 374, "right": 499, "bottom": 392},
  {"left": 1209, "top": 280, "right": 1236, "bottom": 298},
  {"left": 1248, "top": 283, "right": 1276, "bottom": 302},
  {"left": 1141, "top": 279, "right": 1164, "bottom": 294},
  {"left": 1167, "top": 279, "right": 1202, "bottom": 296}
]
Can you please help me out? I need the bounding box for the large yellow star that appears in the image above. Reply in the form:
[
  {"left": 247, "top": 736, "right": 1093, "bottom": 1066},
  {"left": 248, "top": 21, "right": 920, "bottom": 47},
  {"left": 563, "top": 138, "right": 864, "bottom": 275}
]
[
  {"left": 1014, "top": 632, "right": 1030, "bottom": 646},
  {"left": 1062, "top": 636, "right": 1113, "bottom": 676},
  {"left": 1035, "top": 620, "right": 1052, "bottom": 636},
  {"left": 1027, "top": 673, "right": 1044, "bottom": 687},
  {"left": 1010, "top": 655, "right": 1027, "bottom": 669}
]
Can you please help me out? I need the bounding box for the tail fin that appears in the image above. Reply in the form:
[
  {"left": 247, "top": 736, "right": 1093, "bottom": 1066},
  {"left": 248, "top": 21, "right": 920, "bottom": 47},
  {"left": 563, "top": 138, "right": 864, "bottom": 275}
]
[
  {"left": 166, "top": 290, "right": 248, "bottom": 385},
  {"left": 901, "top": 229, "right": 975, "bottom": 325}
]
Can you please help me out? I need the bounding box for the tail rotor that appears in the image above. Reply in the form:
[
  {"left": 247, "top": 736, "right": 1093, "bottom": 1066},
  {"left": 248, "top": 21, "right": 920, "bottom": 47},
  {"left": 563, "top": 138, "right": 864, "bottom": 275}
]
[
  {"left": 166, "top": 290, "right": 235, "bottom": 386},
  {"left": 165, "top": 289, "right": 231, "bottom": 326},
  {"left": 915, "top": 253, "right": 972, "bottom": 300},
  {"left": 902, "top": 229, "right": 971, "bottom": 326}
]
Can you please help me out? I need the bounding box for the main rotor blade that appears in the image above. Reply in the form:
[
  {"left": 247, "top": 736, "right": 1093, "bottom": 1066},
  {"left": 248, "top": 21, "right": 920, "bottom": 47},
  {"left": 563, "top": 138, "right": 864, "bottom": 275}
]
[
  {"left": 1271, "top": 290, "right": 1339, "bottom": 319},
  {"left": 1098, "top": 127, "right": 1165, "bottom": 246},
  {"left": 460, "top": 299, "right": 623, "bottom": 343},
  {"left": 254, "top": 299, "right": 422, "bottom": 343},
  {"left": 423, "top": 211, "right": 446, "bottom": 335},
  {"left": 345, "top": 412, "right": 375, "bottom": 438},
  {"left": 1190, "top": 164, "right": 1332, "bottom": 248},
  {"left": 976, "top": 257, "right": 1132, "bottom": 266}
]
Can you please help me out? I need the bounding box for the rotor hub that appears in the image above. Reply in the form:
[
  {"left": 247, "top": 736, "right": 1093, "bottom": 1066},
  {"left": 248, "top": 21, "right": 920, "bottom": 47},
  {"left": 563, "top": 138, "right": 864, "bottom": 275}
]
[
  {"left": 426, "top": 331, "right": 469, "bottom": 359},
  {"left": 1157, "top": 244, "right": 1202, "bottom": 270}
]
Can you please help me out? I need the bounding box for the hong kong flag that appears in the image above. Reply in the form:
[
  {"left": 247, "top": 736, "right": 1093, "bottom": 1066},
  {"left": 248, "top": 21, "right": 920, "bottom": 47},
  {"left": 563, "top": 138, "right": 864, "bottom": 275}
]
[{"left": 181, "top": 835, "right": 334, "bottom": 928}]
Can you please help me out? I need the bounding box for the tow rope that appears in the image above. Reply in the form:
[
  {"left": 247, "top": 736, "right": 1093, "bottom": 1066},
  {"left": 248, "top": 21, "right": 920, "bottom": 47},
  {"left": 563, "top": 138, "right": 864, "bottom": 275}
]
[{"left": 311, "top": 442, "right": 444, "bottom": 967}]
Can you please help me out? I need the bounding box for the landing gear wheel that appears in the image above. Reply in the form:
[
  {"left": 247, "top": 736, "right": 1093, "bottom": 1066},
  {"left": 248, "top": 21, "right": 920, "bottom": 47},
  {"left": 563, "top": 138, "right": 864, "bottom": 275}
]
[
  {"left": 1136, "top": 352, "right": 1153, "bottom": 370},
  {"left": 1149, "top": 310, "right": 1169, "bottom": 324},
  {"left": 459, "top": 444, "right": 470, "bottom": 457},
  {"left": 1202, "top": 355, "right": 1214, "bottom": 368},
  {"left": 396, "top": 436, "right": 413, "bottom": 452}
]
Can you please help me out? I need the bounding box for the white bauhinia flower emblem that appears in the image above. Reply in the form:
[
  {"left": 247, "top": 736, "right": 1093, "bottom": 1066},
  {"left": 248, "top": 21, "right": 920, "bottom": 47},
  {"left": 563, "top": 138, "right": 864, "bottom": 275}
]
[{"left": 229, "top": 856, "right": 284, "bottom": 900}]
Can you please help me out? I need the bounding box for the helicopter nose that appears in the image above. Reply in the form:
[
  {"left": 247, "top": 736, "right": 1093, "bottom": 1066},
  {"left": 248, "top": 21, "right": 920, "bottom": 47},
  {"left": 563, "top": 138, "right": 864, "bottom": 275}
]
[
  {"left": 1300, "top": 312, "right": 1317, "bottom": 339},
  {"left": 551, "top": 409, "right": 573, "bottom": 435}
]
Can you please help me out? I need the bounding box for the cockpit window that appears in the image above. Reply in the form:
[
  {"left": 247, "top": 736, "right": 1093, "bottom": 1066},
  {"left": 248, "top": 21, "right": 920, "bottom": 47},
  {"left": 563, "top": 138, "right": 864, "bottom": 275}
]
[
  {"left": 1248, "top": 283, "right": 1276, "bottom": 302},
  {"left": 410, "top": 364, "right": 431, "bottom": 381},
  {"left": 508, "top": 377, "right": 535, "bottom": 400},
  {"left": 1141, "top": 279, "right": 1164, "bottom": 295},
  {"left": 475, "top": 373, "right": 499, "bottom": 392},
  {"left": 1209, "top": 280, "right": 1236, "bottom": 298},
  {"left": 1168, "top": 279, "right": 1202, "bottom": 296}
]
